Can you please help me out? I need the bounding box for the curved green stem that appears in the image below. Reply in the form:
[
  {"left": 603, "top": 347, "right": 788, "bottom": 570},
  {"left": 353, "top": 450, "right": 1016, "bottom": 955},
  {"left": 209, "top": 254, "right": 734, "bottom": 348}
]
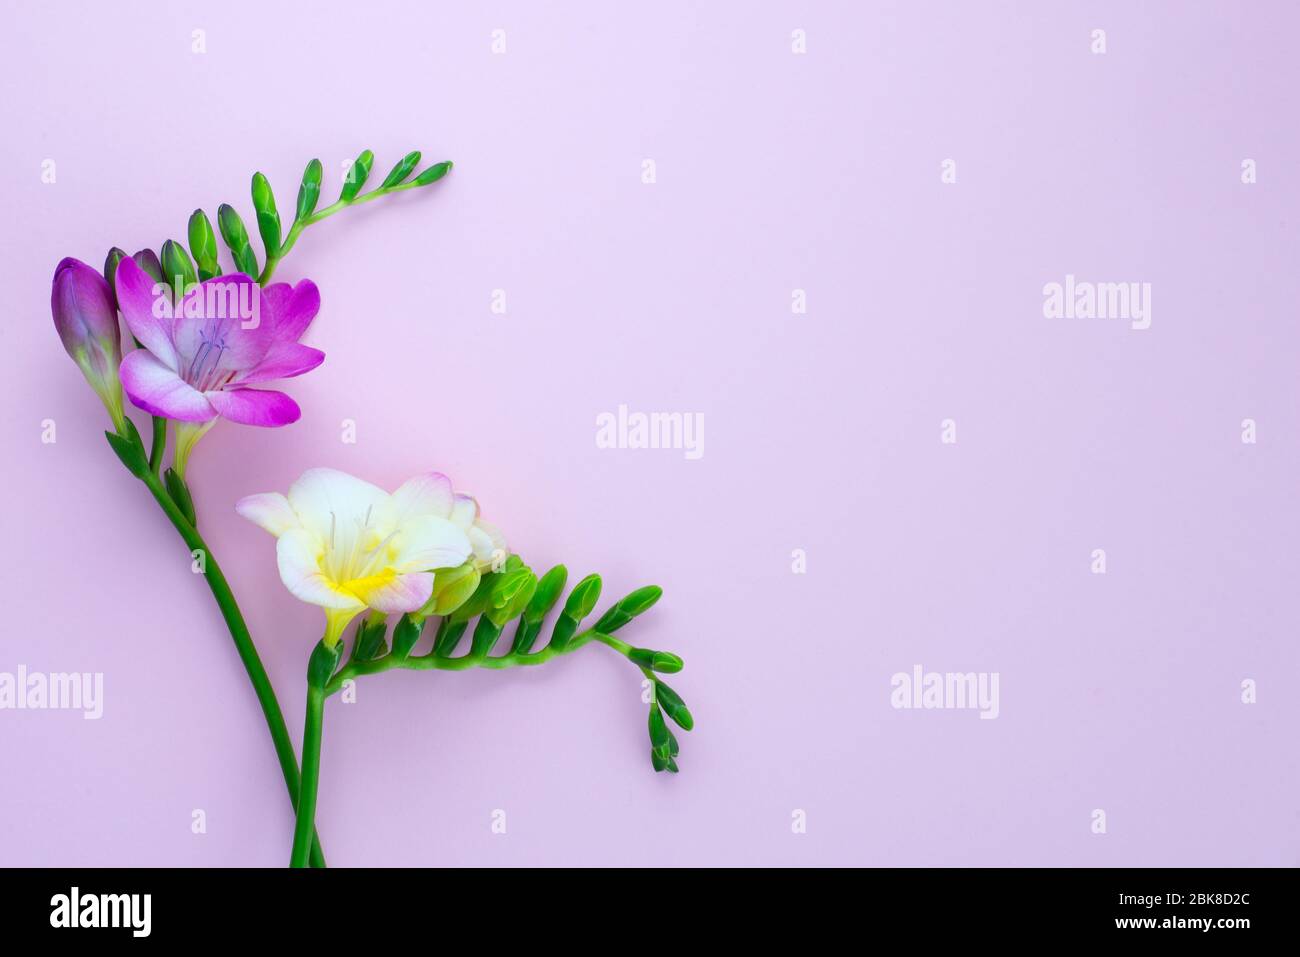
[
  {"left": 136, "top": 467, "right": 327, "bottom": 867},
  {"left": 259, "top": 175, "right": 445, "bottom": 284},
  {"left": 290, "top": 685, "right": 325, "bottom": 868},
  {"left": 324, "top": 627, "right": 606, "bottom": 696}
]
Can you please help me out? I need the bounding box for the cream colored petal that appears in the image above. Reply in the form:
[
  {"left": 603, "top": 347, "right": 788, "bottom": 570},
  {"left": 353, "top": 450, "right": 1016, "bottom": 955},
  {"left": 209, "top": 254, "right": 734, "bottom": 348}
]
[
  {"left": 276, "top": 527, "right": 365, "bottom": 611},
  {"left": 389, "top": 514, "right": 473, "bottom": 573},
  {"left": 475, "top": 519, "right": 508, "bottom": 557},
  {"left": 287, "top": 467, "right": 392, "bottom": 547},
  {"left": 235, "top": 492, "right": 299, "bottom": 536},
  {"left": 448, "top": 493, "right": 479, "bottom": 530},
  {"left": 466, "top": 523, "right": 507, "bottom": 567},
  {"left": 390, "top": 472, "right": 454, "bottom": 523}
]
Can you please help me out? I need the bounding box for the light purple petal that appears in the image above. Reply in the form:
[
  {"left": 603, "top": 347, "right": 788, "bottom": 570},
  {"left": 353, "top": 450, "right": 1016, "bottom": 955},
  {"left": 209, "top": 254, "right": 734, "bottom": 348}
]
[
  {"left": 237, "top": 341, "right": 325, "bottom": 384},
  {"left": 114, "top": 257, "right": 177, "bottom": 369},
  {"left": 120, "top": 349, "right": 216, "bottom": 422},
  {"left": 172, "top": 275, "right": 274, "bottom": 380},
  {"left": 261, "top": 279, "right": 320, "bottom": 342},
  {"left": 207, "top": 387, "right": 301, "bottom": 427}
]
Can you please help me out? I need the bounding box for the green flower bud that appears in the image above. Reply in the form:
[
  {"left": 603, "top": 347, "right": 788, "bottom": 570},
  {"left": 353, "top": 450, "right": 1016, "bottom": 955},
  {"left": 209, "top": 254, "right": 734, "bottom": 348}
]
[
  {"left": 627, "top": 648, "right": 684, "bottom": 674},
  {"left": 550, "top": 614, "right": 578, "bottom": 651},
  {"left": 433, "top": 619, "right": 469, "bottom": 658},
  {"left": 217, "top": 204, "right": 260, "bottom": 278},
  {"left": 563, "top": 574, "right": 602, "bottom": 621},
  {"left": 487, "top": 568, "right": 536, "bottom": 626},
  {"left": 594, "top": 585, "right": 662, "bottom": 634},
  {"left": 470, "top": 615, "right": 504, "bottom": 658},
  {"left": 391, "top": 614, "right": 424, "bottom": 659},
  {"left": 102, "top": 247, "right": 128, "bottom": 305},
  {"left": 340, "top": 149, "right": 374, "bottom": 202},
  {"left": 187, "top": 209, "right": 220, "bottom": 280},
  {"left": 651, "top": 651, "right": 683, "bottom": 674},
  {"left": 654, "top": 680, "right": 693, "bottom": 731},
  {"left": 353, "top": 614, "right": 389, "bottom": 661},
  {"left": 251, "top": 172, "right": 282, "bottom": 256},
  {"left": 308, "top": 638, "right": 344, "bottom": 687},
  {"left": 422, "top": 561, "right": 481, "bottom": 618},
  {"left": 525, "top": 565, "right": 568, "bottom": 624},
  {"left": 160, "top": 239, "right": 197, "bottom": 292},
  {"left": 413, "top": 161, "right": 452, "bottom": 186},
  {"left": 650, "top": 747, "right": 669, "bottom": 772},
  {"left": 380, "top": 150, "right": 421, "bottom": 189},
  {"left": 296, "top": 158, "right": 323, "bottom": 222},
  {"left": 450, "top": 570, "right": 498, "bottom": 623},
  {"left": 648, "top": 703, "right": 670, "bottom": 750}
]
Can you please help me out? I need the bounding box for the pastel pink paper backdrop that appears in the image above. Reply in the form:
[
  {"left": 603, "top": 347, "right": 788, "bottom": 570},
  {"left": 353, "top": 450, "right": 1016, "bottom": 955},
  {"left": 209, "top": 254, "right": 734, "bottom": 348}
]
[{"left": 2, "top": 0, "right": 1297, "bottom": 866}]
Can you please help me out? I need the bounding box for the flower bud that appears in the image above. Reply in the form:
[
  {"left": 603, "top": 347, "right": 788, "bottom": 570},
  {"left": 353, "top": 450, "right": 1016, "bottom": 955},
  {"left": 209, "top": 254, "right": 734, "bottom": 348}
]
[
  {"left": 420, "top": 561, "right": 481, "bottom": 618},
  {"left": 103, "top": 247, "right": 128, "bottom": 306},
  {"left": 295, "top": 158, "right": 323, "bottom": 222},
  {"left": 486, "top": 566, "right": 536, "bottom": 626},
  {"left": 251, "top": 172, "right": 281, "bottom": 254},
  {"left": 160, "top": 239, "right": 197, "bottom": 293},
  {"left": 653, "top": 680, "right": 693, "bottom": 731},
  {"left": 217, "top": 204, "right": 260, "bottom": 278},
  {"left": 340, "top": 150, "right": 374, "bottom": 202},
  {"left": 593, "top": 585, "right": 662, "bottom": 634},
  {"left": 380, "top": 150, "right": 421, "bottom": 189},
  {"left": 52, "top": 257, "right": 125, "bottom": 431},
  {"left": 391, "top": 614, "right": 424, "bottom": 660},
  {"left": 628, "top": 647, "right": 684, "bottom": 674},
  {"left": 132, "top": 248, "right": 164, "bottom": 283},
  {"left": 187, "top": 210, "right": 220, "bottom": 280}
]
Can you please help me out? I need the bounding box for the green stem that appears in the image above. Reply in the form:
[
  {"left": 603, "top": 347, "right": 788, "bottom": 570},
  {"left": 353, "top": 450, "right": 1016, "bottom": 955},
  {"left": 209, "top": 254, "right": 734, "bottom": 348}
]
[
  {"left": 290, "top": 685, "right": 325, "bottom": 868},
  {"left": 259, "top": 178, "right": 438, "bottom": 284},
  {"left": 148, "top": 416, "right": 167, "bottom": 474},
  {"left": 593, "top": 631, "right": 633, "bottom": 656},
  {"left": 325, "top": 627, "right": 605, "bottom": 696},
  {"left": 136, "top": 468, "right": 327, "bottom": 867}
]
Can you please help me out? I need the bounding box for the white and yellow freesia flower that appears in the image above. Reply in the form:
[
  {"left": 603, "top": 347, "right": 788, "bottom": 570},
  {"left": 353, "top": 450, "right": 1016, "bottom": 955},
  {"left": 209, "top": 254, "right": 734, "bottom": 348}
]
[{"left": 237, "top": 468, "right": 508, "bottom": 645}]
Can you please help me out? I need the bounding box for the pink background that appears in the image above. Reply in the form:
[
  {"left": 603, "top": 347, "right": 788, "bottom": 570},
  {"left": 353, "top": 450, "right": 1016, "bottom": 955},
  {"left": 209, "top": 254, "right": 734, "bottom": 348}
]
[{"left": 2, "top": 0, "right": 1297, "bottom": 866}]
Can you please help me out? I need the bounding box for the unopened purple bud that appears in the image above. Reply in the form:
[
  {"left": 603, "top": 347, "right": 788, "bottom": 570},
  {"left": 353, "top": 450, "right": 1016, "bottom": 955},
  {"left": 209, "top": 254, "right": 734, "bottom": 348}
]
[{"left": 52, "top": 257, "right": 126, "bottom": 431}]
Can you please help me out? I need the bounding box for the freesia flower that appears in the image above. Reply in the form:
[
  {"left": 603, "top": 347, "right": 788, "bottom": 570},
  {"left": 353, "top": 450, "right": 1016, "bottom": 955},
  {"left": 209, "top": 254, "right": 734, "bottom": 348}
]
[
  {"left": 237, "top": 468, "right": 508, "bottom": 645},
  {"left": 113, "top": 256, "right": 325, "bottom": 475},
  {"left": 51, "top": 258, "right": 126, "bottom": 432}
]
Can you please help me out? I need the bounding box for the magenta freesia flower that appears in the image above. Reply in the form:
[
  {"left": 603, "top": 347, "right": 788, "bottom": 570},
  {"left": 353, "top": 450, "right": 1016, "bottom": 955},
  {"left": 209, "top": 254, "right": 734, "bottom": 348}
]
[
  {"left": 114, "top": 257, "right": 325, "bottom": 475},
  {"left": 115, "top": 256, "right": 324, "bottom": 425}
]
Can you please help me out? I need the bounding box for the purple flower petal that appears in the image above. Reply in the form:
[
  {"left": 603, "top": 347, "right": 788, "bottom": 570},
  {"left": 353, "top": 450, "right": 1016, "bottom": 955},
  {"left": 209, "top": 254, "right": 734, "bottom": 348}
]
[
  {"left": 120, "top": 349, "right": 216, "bottom": 422},
  {"left": 207, "top": 387, "right": 301, "bottom": 426},
  {"left": 261, "top": 279, "right": 320, "bottom": 342},
  {"left": 114, "top": 257, "right": 178, "bottom": 369},
  {"left": 237, "top": 341, "right": 325, "bottom": 384},
  {"left": 172, "top": 275, "right": 275, "bottom": 383}
]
